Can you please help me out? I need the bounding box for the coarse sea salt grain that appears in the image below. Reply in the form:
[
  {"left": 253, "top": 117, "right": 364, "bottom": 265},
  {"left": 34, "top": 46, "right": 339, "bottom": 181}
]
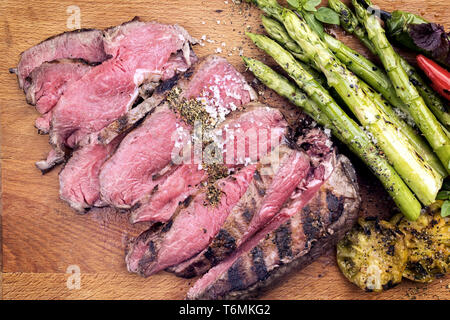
[{"left": 215, "top": 47, "right": 222, "bottom": 53}]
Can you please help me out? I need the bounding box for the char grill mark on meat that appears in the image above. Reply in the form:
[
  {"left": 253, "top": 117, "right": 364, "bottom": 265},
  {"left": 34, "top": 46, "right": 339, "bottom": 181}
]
[
  {"left": 169, "top": 129, "right": 335, "bottom": 278},
  {"left": 49, "top": 20, "right": 196, "bottom": 153},
  {"left": 130, "top": 103, "right": 287, "bottom": 224},
  {"left": 99, "top": 55, "right": 256, "bottom": 211},
  {"left": 168, "top": 144, "right": 311, "bottom": 278},
  {"left": 186, "top": 155, "right": 360, "bottom": 300},
  {"left": 125, "top": 165, "right": 257, "bottom": 276},
  {"left": 14, "top": 28, "right": 109, "bottom": 89}
]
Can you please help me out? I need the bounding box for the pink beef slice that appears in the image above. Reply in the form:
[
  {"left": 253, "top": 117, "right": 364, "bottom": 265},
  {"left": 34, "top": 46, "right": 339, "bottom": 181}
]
[
  {"left": 130, "top": 103, "right": 287, "bottom": 224},
  {"left": 25, "top": 59, "right": 94, "bottom": 114},
  {"left": 186, "top": 154, "right": 360, "bottom": 300},
  {"left": 49, "top": 19, "right": 196, "bottom": 151},
  {"left": 35, "top": 112, "right": 53, "bottom": 135},
  {"left": 125, "top": 165, "right": 257, "bottom": 277},
  {"left": 99, "top": 105, "right": 189, "bottom": 209},
  {"left": 15, "top": 28, "right": 108, "bottom": 89},
  {"left": 99, "top": 55, "right": 256, "bottom": 210},
  {"left": 59, "top": 135, "right": 123, "bottom": 212},
  {"left": 183, "top": 55, "right": 257, "bottom": 110},
  {"left": 169, "top": 129, "right": 336, "bottom": 278}
]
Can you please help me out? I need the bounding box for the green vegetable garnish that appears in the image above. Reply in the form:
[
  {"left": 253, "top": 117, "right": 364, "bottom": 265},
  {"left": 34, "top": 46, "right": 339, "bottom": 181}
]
[
  {"left": 314, "top": 7, "right": 340, "bottom": 25},
  {"left": 442, "top": 201, "right": 450, "bottom": 217},
  {"left": 303, "top": 0, "right": 321, "bottom": 12}
]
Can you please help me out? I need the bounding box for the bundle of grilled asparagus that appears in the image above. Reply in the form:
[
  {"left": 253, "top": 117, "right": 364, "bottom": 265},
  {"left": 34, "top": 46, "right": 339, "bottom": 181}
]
[{"left": 243, "top": 0, "right": 450, "bottom": 220}]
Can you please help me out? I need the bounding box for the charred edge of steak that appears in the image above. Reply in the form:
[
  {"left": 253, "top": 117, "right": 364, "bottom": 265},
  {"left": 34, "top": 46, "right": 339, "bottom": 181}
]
[
  {"left": 20, "top": 28, "right": 102, "bottom": 56},
  {"left": 124, "top": 221, "right": 163, "bottom": 259},
  {"left": 45, "top": 57, "right": 103, "bottom": 67},
  {"left": 196, "top": 155, "right": 360, "bottom": 300},
  {"left": 156, "top": 73, "right": 180, "bottom": 94},
  {"left": 103, "top": 16, "right": 141, "bottom": 33},
  {"left": 285, "top": 117, "right": 317, "bottom": 151}
]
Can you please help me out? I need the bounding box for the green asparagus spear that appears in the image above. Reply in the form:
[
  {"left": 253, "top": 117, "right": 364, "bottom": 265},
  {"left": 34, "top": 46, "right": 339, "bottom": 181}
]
[
  {"left": 242, "top": 54, "right": 421, "bottom": 220},
  {"left": 352, "top": 0, "right": 450, "bottom": 173},
  {"left": 301, "top": 10, "right": 412, "bottom": 114},
  {"left": 273, "top": 10, "right": 442, "bottom": 205},
  {"left": 261, "top": 16, "right": 350, "bottom": 109},
  {"left": 330, "top": 0, "right": 450, "bottom": 129},
  {"left": 242, "top": 56, "right": 331, "bottom": 128},
  {"left": 254, "top": 0, "right": 415, "bottom": 127},
  {"left": 360, "top": 81, "right": 447, "bottom": 177},
  {"left": 328, "top": 0, "right": 377, "bottom": 52},
  {"left": 298, "top": 9, "right": 447, "bottom": 176},
  {"left": 246, "top": 32, "right": 432, "bottom": 215}
]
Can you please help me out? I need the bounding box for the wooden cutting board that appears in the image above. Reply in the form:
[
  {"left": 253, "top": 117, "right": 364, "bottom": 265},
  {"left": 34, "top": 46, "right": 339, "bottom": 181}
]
[{"left": 0, "top": 0, "right": 448, "bottom": 300}]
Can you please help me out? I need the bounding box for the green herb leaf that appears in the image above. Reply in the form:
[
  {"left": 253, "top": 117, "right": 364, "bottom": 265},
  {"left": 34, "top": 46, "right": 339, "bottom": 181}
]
[
  {"left": 436, "top": 190, "right": 450, "bottom": 200},
  {"left": 287, "top": 0, "right": 300, "bottom": 9},
  {"left": 441, "top": 200, "right": 450, "bottom": 217},
  {"left": 303, "top": 0, "right": 321, "bottom": 12},
  {"left": 314, "top": 7, "right": 341, "bottom": 25}
]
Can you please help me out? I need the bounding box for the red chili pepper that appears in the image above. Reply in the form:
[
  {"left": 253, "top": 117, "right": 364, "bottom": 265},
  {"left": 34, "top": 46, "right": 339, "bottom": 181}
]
[{"left": 416, "top": 54, "right": 450, "bottom": 101}]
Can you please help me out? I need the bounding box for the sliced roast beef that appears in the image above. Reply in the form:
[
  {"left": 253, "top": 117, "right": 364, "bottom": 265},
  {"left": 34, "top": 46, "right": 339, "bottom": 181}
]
[
  {"left": 125, "top": 165, "right": 257, "bottom": 276},
  {"left": 35, "top": 112, "right": 53, "bottom": 135},
  {"left": 130, "top": 103, "right": 288, "bottom": 223},
  {"left": 169, "top": 128, "right": 335, "bottom": 278},
  {"left": 49, "top": 20, "right": 196, "bottom": 152},
  {"left": 14, "top": 28, "right": 108, "bottom": 89},
  {"left": 186, "top": 154, "right": 360, "bottom": 300},
  {"left": 24, "top": 59, "right": 95, "bottom": 135},
  {"left": 25, "top": 59, "right": 94, "bottom": 114},
  {"left": 96, "top": 55, "right": 257, "bottom": 147},
  {"left": 99, "top": 105, "right": 189, "bottom": 209},
  {"left": 59, "top": 135, "right": 123, "bottom": 212},
  {"left": 125, "top": 140, "right": 318, "bottom": 277},
  {"left": 99, "top": 55, "right": 256, "bottom": 210}
]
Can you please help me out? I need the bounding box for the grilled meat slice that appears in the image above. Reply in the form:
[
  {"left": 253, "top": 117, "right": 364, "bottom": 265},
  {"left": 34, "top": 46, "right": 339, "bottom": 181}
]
[
  {"left": 125, "top": 165, "right": 258, "bottom": 276},
  {"left": 186, "top": 154, "right": 360, "bottom": 300},
  {"left": 130, "top": 103, "right": 287, "bottom": 223},
  {"left": 170, "top": 129, "right": 334, "bottom": 278}
]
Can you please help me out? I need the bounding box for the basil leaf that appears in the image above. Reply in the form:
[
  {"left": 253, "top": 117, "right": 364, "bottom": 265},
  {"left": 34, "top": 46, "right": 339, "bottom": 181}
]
[
  {"left": 303, "top": 0, "right": 321, "bottom": 12},
  {"left": 436, "top": 190, "right": 450, "bottom": 200},
  {"left": 287, "top": 0, "right": 300, "bottom": 9},
  {"left": 314, "top": 7, "right": 341, "bottom": 25},
  {"left": 441, "top": 200, "right": 450, "bottom": 217}
]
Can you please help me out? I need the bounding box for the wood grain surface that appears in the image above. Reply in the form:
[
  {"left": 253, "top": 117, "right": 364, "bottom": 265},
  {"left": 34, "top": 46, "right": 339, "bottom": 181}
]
[{"left": 0, "top": 0, "right": 449, "bottom": 300}]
